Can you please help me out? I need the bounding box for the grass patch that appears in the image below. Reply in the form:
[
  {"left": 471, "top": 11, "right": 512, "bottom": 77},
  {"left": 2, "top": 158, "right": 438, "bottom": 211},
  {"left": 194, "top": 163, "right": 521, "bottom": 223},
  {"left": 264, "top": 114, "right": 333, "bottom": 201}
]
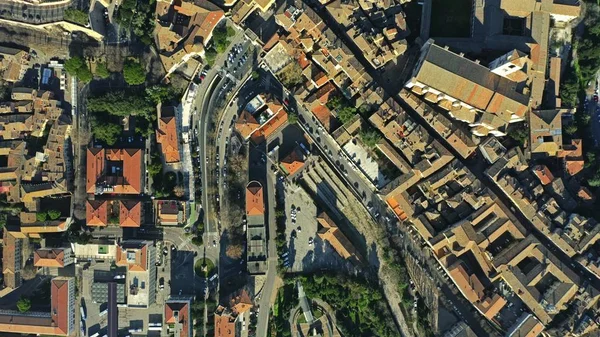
[
  {"left": 430, "top": 0, "right": 472, "bottom": 37},
  {"left": 194, "top": 258, "right": 215, "bottom": 278}
]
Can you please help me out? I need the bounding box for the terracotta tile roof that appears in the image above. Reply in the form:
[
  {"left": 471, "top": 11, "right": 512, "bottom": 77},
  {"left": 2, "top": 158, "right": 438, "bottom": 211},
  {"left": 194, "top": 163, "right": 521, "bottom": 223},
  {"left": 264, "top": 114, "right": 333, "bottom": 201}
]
[
  {"left": 229, "top": 289, "right": 253, "bottom": 315},
  {"left": 156, "top": 114, "right": 180, "bottom": 163},
  {"left": 2, "top": 229, "right": 21, "bottom": 289},
  {"left": 414, "top": 42, "right": 530, "bottom": 117},
  {"left": 317, "top": 212, "right": 363, "bottom": 264},
  {"left": 311, "top": 104, "right": 340, "bottom": 133},
  {"left": 86, "top": 200, "right": 108, "bottom": 227},
  {"left": 297, "top": 51, "right": 311, "bottom": 69},
  {"left": 34, "top": 248, "right": 67, "bottom": 267},
  {"left": 313, "top": 71, "right": 329, "bottom": 87},
  {"left": 51, "top": 277, "right": 72, "bottom": 335},
  {"left": 87, "top": 148, "right": 143, "bottom": 195},
  {"left": 560, "top": 139, "right": 584, "bottom": 176},
  {"left": 448, "top": 263, "right": 485, "bottom": 303},
  {"left": 529, "top": 110, "right": 563, "bottom": 155},
  {"left": 116, "top": 241, "right": 149, "bottom": 272},
  {"left": 214, "top": 310, "right": 236, "bottom": 337},
  {"left": 532, "top": 165, "right": 554, "bottom": 185},
  {"left": 235, "top": 110, "right": 261, "bottom": 139},
  {"left": 386, "top": 195, "right": 408, "bottom": 221},
  {"left": 578, "top": 186, "right": 594, "bottom": 201},
  {"left": 86, "top": 148, "right": 105, "bottom": 193},
  {"left": 0, "top": 277, "right": 74, "bottom": 335},
  {"left": 120, "top": 200, "right": 142, "bottom": 228},
  {"left": 250, "top": 109, "right": 288, "bottom": 144},
  {"left": 313, "top": 81, "right": 336, "bottom": 105},
  {"left": 478, "top": 294, "right": 507, "bottom": 320},
  {"left": 246, "top": 181, "right": 264, "bottom": 216},
  {"left": 165, "top": 300, "right": 191, "bottom": 337},
  {"left": 280, "top": 148, "right": 305, "bottom": 176}
]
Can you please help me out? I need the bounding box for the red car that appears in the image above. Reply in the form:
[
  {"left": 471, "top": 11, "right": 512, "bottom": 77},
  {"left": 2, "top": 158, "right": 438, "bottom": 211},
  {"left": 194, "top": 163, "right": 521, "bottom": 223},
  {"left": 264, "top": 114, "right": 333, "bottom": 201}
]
[{"left": 594, "top": 95, "right": 598, "bottom": 102}]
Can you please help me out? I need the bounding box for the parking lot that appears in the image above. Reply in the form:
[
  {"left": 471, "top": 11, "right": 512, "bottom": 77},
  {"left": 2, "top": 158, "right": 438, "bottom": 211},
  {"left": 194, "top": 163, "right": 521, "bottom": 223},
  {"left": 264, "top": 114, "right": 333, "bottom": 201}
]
[{"left": 278, "top": 178, "right": 348, "bottom": 273}]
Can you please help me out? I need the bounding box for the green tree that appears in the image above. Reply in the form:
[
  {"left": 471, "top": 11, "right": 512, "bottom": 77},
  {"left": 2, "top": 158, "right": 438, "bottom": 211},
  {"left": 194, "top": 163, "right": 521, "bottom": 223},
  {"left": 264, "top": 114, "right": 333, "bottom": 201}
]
[
  {"left": 251, "top": 70, "right": 260, "bottom": 80},
  {"left": 212, "top": 25, "right": 235, "bottom": 53},
  {"left": 204, "top": 48, "right": 218, "bottom": 66},
  {"left": 288, "top": 111, "right": 298, "bottom": 124},
  {"left": 123, "top": 59, "right": 146, "bottom": 85},
  {"left": 508, "top": 125, "right": 529, "bottom": 147},
  {"left": 192, "top": 235, "right": 203, "bottom": 246},
  {"left": 78, "top": 66, "right": 93, "bottom": 83},
  {"left": 87, "top": 92, "right": 154, "bottom": 117},
  {"left": 36, "top": 212, "right": 47, "bottom": 222},
  {"left": 564, "top": 123, "right": 578, "bottom": 135},
  {"left": 64, "top": 56, "right": 85, "bottom": 76},
  {"left": 589, "top": 173, "right": 600, "bottom": 187},
  {"left": 90, "top": 118, "right": 122, "bottom": 146},
  {"left": 47, "top": 209, "right": 61, "bottom": 220},
  {"left": 359, "top": 128, "right": 382, "bottom": 148},
  {"left": 146, "top": 84, "right": 179, "bottom": 104},
  {"left": 95, "top": 62, "right": 110, "bottom": 79},
  {"left": 277, "top": 62, "right": 303, "bottom": 88},
  {"left": 65, "top": 56, "right": 93, "bottom": 82},
  {"left": 64, "top": 8, "right": 89, "bottom": 26},
  {"left": 16, "top": 297, "right": 31, "bottom": 313}
]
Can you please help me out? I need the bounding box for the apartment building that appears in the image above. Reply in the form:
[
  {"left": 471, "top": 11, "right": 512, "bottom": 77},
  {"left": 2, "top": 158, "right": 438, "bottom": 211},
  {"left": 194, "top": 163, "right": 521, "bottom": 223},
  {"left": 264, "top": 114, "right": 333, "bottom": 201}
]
[
  {"left": 165, "top": 297, "right": 193, "bottom": 337},
  {"left": 86, "top": 147, "right": 144, "bottom": 195},
  {"left": 156, "top": 105, "right": 181, "bottom": 164},
  {"left": 86, "top": 200, "right": 143, "bottom": 228},
  {"left": 214, "top": 290, "right": 253, "bottom": 337},
  {"left": 115, "top": 240, "right": 157, "bottom": 308},
  {"left": 34, "top": 247, "right": 74, "bottom": 268},
  {"left": 154, "top": 0, "right": 224, "bottom": 73},
  {"left": 2, "top": 228, "right": 23, "bottom": 289},
  {"left": 231, "top": 0, "right": 275, "bottom": 24},
  {"left": 235, "top": 94, "right": 289, "bottom": 144},
  {"left": 0, "top": 46, "right": 29, "bottom": 82},
  {"left": 246, "top": 181, "right": 267, "bottom": 274},
  {"left": 271, "top": 0, "right": 375, "bottom": 105},
  {"left": 0, "top": 277, "right": 75, "bottom": 336},
  {"left": 326, "top": 0, "right": 407, "bottom": 69}
]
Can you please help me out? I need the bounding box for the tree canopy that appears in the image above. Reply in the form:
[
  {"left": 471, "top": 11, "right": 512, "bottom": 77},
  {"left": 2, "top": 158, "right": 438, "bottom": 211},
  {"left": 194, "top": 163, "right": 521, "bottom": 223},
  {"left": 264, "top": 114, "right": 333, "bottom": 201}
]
[
  {"left": 87, "top": 92, "right": 154, "bottom": 117},
  {"left": 212, "top": 25, "right": 236, "bottom": 53},
  {"left": 64, "top": 56, "right": 93, "bottom": 83},
  {"left": 47, "top": 209, "right": 61, "bottom": 220},
  {"left": 359, "top": 127, "right": 382, "bottom": 148},
  {"left": 95, "top": 62, "right": 110, "bottom": 79},
  {"left": 17, "top": 297, "right": 31, "bottom": 313},
  {"left": 115, "top": 0, "right": 155, "bottom": 45},
  {"left": 90, "top": 116, "right": 122, "bottom": 146},
  {"left": 123, "top": 59, "right": 146, "bottom": 85}
]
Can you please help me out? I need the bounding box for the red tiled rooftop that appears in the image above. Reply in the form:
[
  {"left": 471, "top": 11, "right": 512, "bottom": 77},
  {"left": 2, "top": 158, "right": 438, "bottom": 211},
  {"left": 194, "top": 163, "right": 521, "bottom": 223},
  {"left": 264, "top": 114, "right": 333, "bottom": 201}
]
[
  {"left": 246, "top": 181, "right": 264, "bottom": 216},
  {"left": 34, "top": 248, "right": 66, "bottom": 267},
  {"left": 86, "top": 200, "right": 108, "bottom": 227},
  {"left": 86, "top": 148, "right": 143, "bottom": 194},
  {"left": 165, "top": 301, "right": 190, "bottom": 337},
  {"left": 156, "top": 116, "right": 180, "bottom": 163},
  {"left": 120, "top": 200, "right": 142, "bottom": 228},
  {"left": 532, "top": 165, "right": 554, "bottom": 185}
]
